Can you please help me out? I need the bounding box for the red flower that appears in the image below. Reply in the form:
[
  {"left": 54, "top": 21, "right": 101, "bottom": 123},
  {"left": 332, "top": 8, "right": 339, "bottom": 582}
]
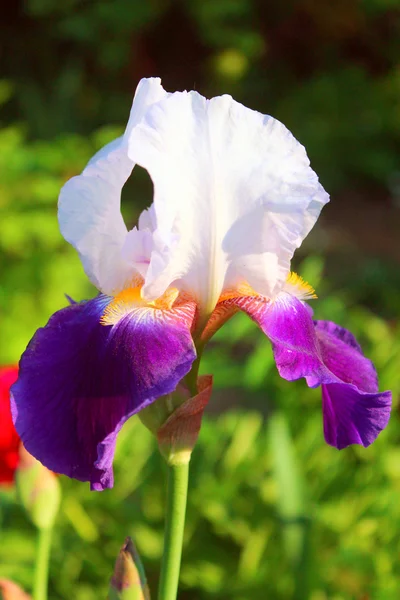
[{"left": 0, "top": 366, "right": 20, "bottom": 484}]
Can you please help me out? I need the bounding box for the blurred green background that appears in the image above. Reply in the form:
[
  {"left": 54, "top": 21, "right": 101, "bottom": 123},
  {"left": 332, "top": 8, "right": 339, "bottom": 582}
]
[{"left": 1, "top": 1, "right": 400, "bottom": 598}]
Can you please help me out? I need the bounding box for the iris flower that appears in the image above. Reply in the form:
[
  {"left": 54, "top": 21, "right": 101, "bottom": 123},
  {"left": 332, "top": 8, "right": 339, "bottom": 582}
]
[{"left": 11, "top": 79, "right": 391, "bottom": 491}]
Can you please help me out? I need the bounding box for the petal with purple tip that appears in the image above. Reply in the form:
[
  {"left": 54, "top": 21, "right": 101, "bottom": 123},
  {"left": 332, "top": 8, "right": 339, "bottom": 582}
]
[
  {"left": 313, "top": 321, "right": 391, "bottom": 449},
  {"left": 215, "top": 293, "right": 325, "bottom": 381},
  {"left": 321, "top": 383, "right": 391, "bottom": 449},
  {"left": 311, "top": 320, "right": 377, "bottom": 391},
  {"left": 218, "top": 293, "right": 391, "bottom": 448},
  {"left": 11, "top": 295, "right": 196, "bottom": 490}
]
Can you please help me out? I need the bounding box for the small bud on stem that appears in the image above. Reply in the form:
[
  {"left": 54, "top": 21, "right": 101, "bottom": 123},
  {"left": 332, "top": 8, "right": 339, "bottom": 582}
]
[
  {"left": 15, "top": 446, "right": 60, "bottom": 531},
  {"left": 108, "top": 537, "right": 150, "bottom": 600},
  {"left": 0, "top": 580, "right": 31, "bottom": 600}
]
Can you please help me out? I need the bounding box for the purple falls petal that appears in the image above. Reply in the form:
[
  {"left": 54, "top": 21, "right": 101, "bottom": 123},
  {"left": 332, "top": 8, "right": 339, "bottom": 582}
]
[
  {"left": 314, "top": 320, "right": 391, "bottom": 449},
  {"left": 230, "top": 293, "right": 392, "bottom": 449},
  {"left": 311, "top": 320, "right": 377, "bottom": 391},
  {"left": 233, "top": 293, "right": 325, "bottom": 381},
  {"left": 11, "top": 295, "right": 196, "bottom": 490},
  {"left": 321, "top": 383, "right": 391, "bottom": 449}
]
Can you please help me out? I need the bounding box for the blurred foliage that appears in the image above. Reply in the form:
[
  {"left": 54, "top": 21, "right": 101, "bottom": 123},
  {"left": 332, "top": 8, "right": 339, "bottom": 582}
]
[{"left": 1, "top": 0, "right": 400, "bottom": 599}]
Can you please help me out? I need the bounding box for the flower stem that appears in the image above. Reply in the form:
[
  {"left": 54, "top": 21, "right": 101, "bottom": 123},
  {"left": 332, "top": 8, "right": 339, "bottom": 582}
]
[
  {"left": 158, "top": 462, "right": 189, "bottom": 600},
  {"left": 33, "top": 527, "right": 52, "bottom": 600}
]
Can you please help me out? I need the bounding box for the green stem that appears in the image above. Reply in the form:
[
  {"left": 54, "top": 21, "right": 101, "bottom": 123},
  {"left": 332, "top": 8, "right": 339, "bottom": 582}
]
[
  {"left": 33, "top": 527, "right": 52, "bottom": 600},
  {"left": 158, "top": 463, "right": 190, "bottom": 600},
  {"left": 184, "top": 347, "right": 204, "bottom": 397}
]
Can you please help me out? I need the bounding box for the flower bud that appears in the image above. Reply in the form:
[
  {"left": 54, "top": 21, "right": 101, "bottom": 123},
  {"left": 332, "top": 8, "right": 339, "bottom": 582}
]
[
  {"left": 108, "top": 537, "right": 150, "bottom": 600},
  {"left": 0, "top": 579, "right": 31, "bottom": 600},
  {"left": 15, "top": 446, "right": 60, "bottom": 530}
]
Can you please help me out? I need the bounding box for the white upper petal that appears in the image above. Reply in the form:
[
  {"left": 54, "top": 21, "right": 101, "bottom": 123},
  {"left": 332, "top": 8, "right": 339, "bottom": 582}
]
[
  {"left": 58, "top": 77, "right": 168, "bottom": 294},
  {"left": 128, "top": 91, "right": 329, "bottom": 313}
]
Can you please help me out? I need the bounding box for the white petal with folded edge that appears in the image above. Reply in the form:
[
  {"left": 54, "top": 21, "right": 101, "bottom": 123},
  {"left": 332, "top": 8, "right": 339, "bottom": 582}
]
[
  {"left": 128, "top": 91, "right": 329, "bottom": 314},
  {"left": 58, "top": 78, "right": 168, "bottom": 294}
]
